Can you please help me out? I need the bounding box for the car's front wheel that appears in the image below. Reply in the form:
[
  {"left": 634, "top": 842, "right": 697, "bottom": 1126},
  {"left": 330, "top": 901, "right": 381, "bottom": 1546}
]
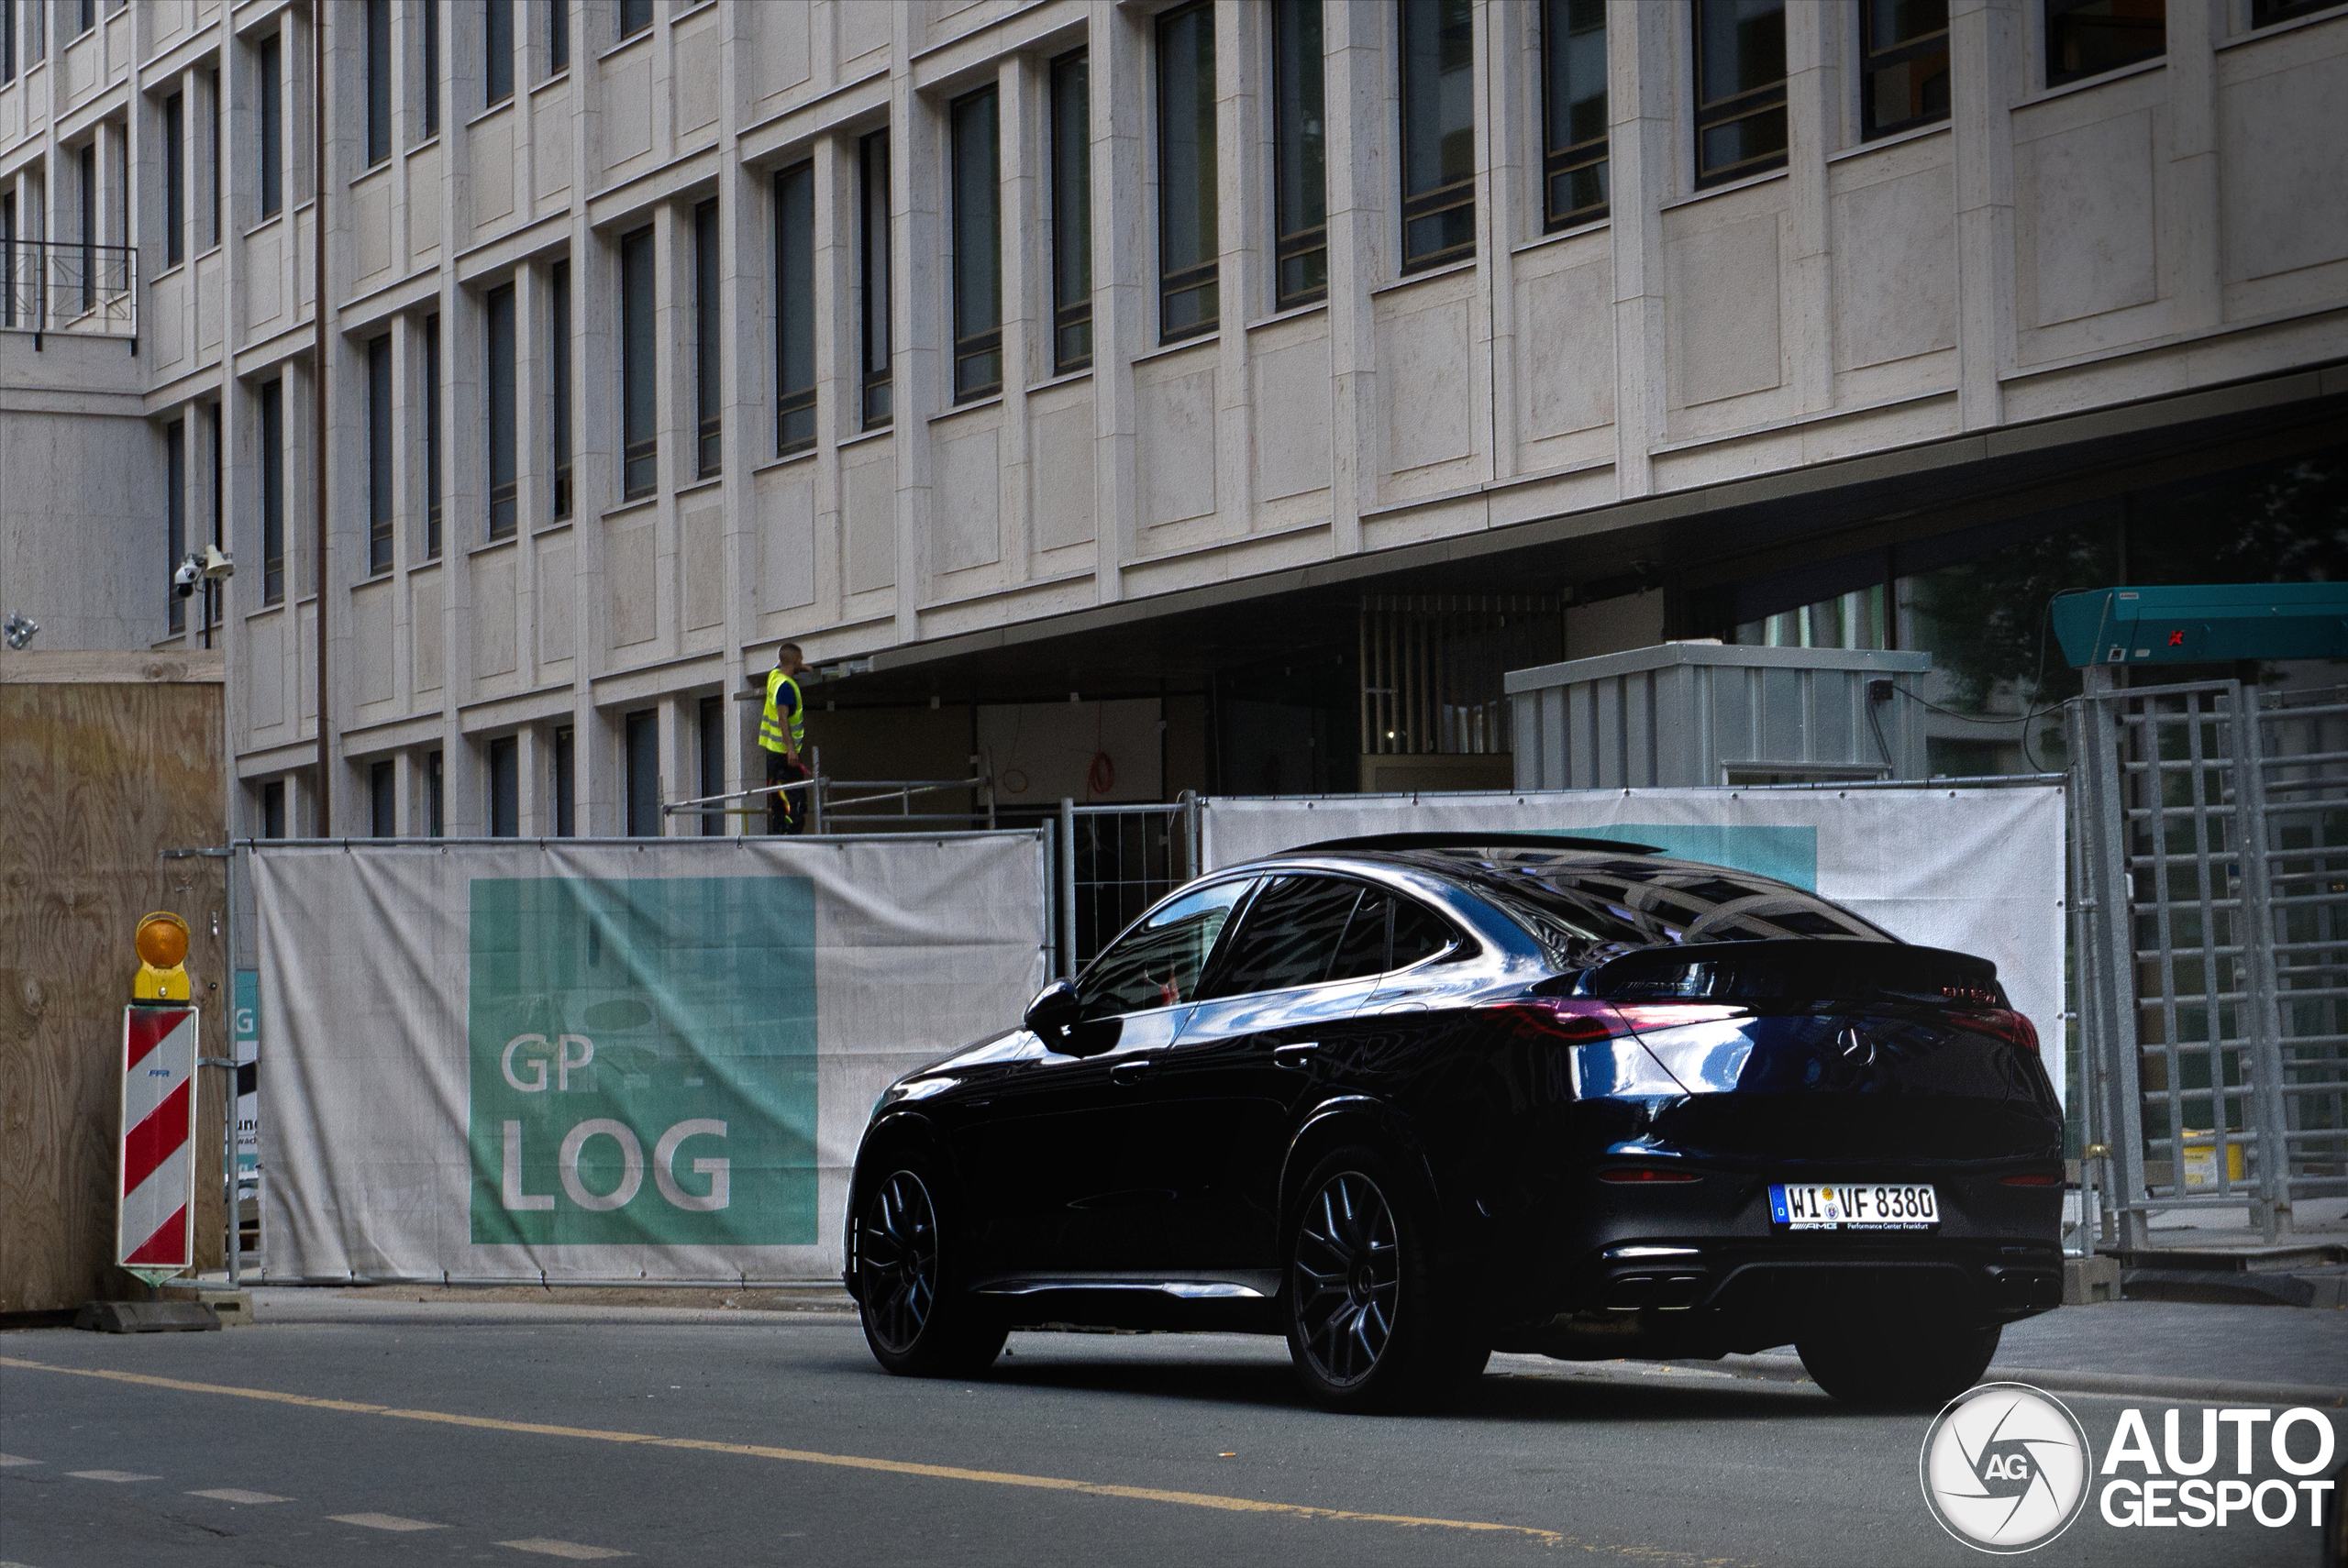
[
  {"left": 1796, "top": 1319, "right": 2000, "bottom": 1410},
  {"left": 1283, "top": 1146, "right": 1485, "bottom": 1412},
  {"left": 853, "top": 1162, "right": 1006, "bottom": 1378}
]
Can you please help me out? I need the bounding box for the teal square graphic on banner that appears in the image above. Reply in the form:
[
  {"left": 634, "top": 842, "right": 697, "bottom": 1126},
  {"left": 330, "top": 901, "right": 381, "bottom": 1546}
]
[
  {"left": 468, "top": 878, "right": 817, "bottom": 1245},
  {"left": 1562, "top": 824, "right": 1818, "bottom": 890}
]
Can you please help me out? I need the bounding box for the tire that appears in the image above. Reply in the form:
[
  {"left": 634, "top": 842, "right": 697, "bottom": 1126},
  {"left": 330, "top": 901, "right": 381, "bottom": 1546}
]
[
  {"left": 1282, "top": 1145, "right": 1486, "bottom": 1413},
  {"left": 1796, "top": 1320, "right": 2000, "bottom": 1411},
  {"left": 852, "top": 1161, "right": 1007, "bottom": 1378}
]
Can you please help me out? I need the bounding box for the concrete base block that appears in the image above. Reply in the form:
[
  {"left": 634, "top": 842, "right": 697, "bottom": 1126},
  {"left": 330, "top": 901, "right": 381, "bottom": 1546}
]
[
  {"left": 2065, "top": 1254, "right": 2122, "bottom": 1306},
  {"left": 161, "top": 1286, "right": 254, "bottom": 1326},
  {"left": 75, "top": 1300, "right": 221, "bottom": 1333}
]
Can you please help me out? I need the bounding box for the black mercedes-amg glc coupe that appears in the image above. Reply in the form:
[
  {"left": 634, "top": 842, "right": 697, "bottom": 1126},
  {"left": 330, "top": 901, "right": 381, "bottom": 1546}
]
[{"left": 845, "top": 834, "right": 2065, "bottom": 1411}]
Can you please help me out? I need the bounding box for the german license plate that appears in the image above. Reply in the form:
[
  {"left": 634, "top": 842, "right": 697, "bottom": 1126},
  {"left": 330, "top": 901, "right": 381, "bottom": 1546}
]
[{"left": 1769, "top": 1182, "right": 1939, "bottom": 1231}]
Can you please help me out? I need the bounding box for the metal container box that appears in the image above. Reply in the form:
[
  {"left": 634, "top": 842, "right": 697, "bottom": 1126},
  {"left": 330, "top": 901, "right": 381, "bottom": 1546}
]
[{"left": 1505, "top": 642, "right": 1933, "bottom": 790}]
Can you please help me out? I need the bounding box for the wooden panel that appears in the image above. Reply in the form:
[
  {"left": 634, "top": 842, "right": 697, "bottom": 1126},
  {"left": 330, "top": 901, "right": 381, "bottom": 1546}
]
[{"left": 0, "top": 681, "right": 229, "bottom": 1313}]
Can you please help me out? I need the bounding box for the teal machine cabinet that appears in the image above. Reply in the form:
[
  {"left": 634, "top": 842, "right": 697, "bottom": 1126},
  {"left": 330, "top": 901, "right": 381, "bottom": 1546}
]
[{"left": 2051, "top": 583, "right": 2348, "bottom": 669}]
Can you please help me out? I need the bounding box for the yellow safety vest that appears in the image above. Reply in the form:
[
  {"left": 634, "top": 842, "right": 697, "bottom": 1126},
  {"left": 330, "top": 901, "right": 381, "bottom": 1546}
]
[{"left": 760, "top": 668, "right": 805, "bottom": 755}]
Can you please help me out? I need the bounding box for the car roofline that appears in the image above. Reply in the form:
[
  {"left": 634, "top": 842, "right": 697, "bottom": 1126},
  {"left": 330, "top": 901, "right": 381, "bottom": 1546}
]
[{"left": 1264, "top": 833, "right": 1663, "bottom": 857}]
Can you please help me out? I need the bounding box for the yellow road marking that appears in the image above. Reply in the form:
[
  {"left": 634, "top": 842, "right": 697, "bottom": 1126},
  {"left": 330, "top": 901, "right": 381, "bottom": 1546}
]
[{"left": 1, "top": 1355, "right": 1746, "bottom": 1562}]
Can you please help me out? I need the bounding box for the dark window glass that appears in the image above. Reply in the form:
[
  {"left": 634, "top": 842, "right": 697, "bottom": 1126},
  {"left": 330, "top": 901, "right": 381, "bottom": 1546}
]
[
  {"left": 205, "top": 406, "right": 222, "bottom": 635},
  {"left": 423, "top": 1, "right": 439, "bottom": 136},
  {"left": 697, "top": 694, "right": 724, "bottom": 837},
  {"left": 1048, "top": 50, "right": 1091, "bottom": 373},
  {"left": 164, "top": 90, "right": 185, "bottom": 265},
  {"left": 485, "top": 0, "right": 514, "bottom": 105},
  {"left": 488, "top": 734, "right": 519, "bottom": 836},
  {"left": 950, "top": 86, "right": 1002, "bottom": 403},
  {"left": 620, "top": 225, "right": 657, "bottom": 496},
  {"left": 78, "top": 0, "right": 93, "bottom": 35},
  {"left": 1326, "top": 889, "right": 1454, "bottom": 981},
  {"left": 694, "top": 198, "right": 722, "bottom": 476},
  {"left": 368, "top": 335, "right": 393, "bottom": 573},
  {"left": 2045, "top": 0, "right": 2164, "bottom": 86},
  {"left": 1400, "top": 0, "right": 1475, "bottom": 270},
  {"left": 619, "top": 0, "right": 652, "bottom": 39},
  {"left": 773, "top": 161, "right": 816, "bottom": 454},
  {"left": 1542, "top": 0, "right": 1609, "bottom": 228},
  {"left": 427, "top": 750, "right": 445, "bottom": 837},
  {"left": 550, "top": 259, "right": 572, "bottom": 516},
  {"left": 78, "top": 142, "right": 94, "bottom": 314},
  {"left": 549, "top": 0, "right": 568, "bottom": 71},
  {"left": 2253, "top": 0, "right": 2332, "bottom": 23},
  {"left": 1693, "top": 0, "right": 1788, "bottom": 186},
  {"left": 27, "top": 0, "right": 42, "bottom": 65},
  {"left": 366, "top": 0, "right": 392, "bottom": 163},
  {"left": 552, "top": 723, "right": 576, "bottom": 835},
  {"left": 1391, "top": 898, "right": 1456, "bottom": 968},
  {"left": 1861, "top": 0, "right": 1948, "bottom": 138},
  {"left": 487, "top": 281, "right": 518, "bottom": 536},
  {"left": 425, "top": 312, "right": 443, "bottom": 556},
  {"left": 624, "top": 710, "right": 659, "bottom": 836},
  {"left": 858, "top": 129, "right": 892, "bottom": 429},
  {"left": 371, "top": 761, "right": 396, "bottom": 836},
  {"left": 1270, "top": 0, "right": 1326, "bottom": 308},
  {"left": 1205, "top": 876, "right": 1363, "bottom": 997},
  {"left": 2, "top": 0, "right": 13, "bottom": 84},
  {"left": 0, "top": 193, "right": 12, "bottom": 328},
  {"left": 260, "top": 378, "right": 284, "bottom": 603},
  {"left": 1078, "top": 878, "right": 1252, "bottom": 1020},
  {"left": 205, "top": 68, "right": 220, "bottom": 246},
  {"left": 1156, "top": 2, "right": 1217, "bottom": 342},
  {"left": 259, "top": 32, "right": 282, "bottom": 217},
  {"left": 261, "top": 779, "right": 287, "bottom": 839},
  {"left": 166, "top": 418, "right": 187, "bottom": 634}
]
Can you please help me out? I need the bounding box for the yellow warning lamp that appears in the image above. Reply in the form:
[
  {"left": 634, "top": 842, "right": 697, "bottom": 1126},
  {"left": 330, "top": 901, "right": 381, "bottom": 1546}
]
[{"left": 133, "top": 911, "right": 193, "bottom": 1004}]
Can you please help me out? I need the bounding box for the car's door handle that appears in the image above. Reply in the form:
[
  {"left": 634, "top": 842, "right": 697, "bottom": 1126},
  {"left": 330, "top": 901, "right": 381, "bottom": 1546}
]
[
  {"left": 1273, "top": 1043, "right": 1321, "bottom": 1069},
  {"left": 1110, "top": 1058, "right": 1154, "bottom": 1085}
]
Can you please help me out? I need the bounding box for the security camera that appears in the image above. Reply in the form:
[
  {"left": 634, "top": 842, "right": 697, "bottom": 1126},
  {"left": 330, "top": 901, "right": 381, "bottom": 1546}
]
[
  {"left": 201, "top": 544, "right": 236, "bottom": 580},
  {"left": 173, "top": 555, "right": 202, "bottom": 598}
]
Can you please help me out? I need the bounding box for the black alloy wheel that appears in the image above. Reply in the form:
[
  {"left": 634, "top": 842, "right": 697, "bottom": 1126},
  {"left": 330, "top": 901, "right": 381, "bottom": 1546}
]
[
  {"left": 854, "top": 1163, "right": 1006, "bottom": 1377},
  {"left": 1293, "top": 1170, "right": 1401, "bottom": 1386}
]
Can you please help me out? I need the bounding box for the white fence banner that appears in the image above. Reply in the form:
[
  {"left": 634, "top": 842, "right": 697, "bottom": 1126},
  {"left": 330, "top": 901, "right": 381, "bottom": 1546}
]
[
  {"left": 253, "top": 833, "right": 1047, "bottom": 1283},
  {"left": 1201, "top": 788, "right": 2067, "bottom": 1110}
]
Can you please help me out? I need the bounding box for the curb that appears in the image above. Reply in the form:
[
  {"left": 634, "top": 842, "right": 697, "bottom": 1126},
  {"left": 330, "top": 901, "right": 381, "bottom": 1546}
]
[{"left": 1718, "top": 1353, "right": 2348, "bottom": 1408}]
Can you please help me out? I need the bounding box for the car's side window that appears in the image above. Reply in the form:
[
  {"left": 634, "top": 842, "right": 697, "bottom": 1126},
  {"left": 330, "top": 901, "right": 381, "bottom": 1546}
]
[
  {"left": 1202, "top": 875, "right": 1365, "bottom": 999},
  {"left": 1326, "top": 886, "right": 1456, "bottom": 983},
  {"left": 1391, "top": 896, "right": 1456, "bottom": 968},
  {"left": 1078, "top": 878, "right": 1253, "bottom": 1020}
]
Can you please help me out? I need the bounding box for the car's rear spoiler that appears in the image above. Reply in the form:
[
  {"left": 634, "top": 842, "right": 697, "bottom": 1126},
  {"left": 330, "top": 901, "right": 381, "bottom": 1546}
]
[{"left": 1278, "top": 833, "right": 1663, "bottom": 856}]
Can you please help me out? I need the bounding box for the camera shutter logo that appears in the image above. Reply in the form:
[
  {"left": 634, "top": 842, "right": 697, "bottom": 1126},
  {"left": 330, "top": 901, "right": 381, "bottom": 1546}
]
[{"left": 1919, "top": 1383, "right": 2094, "bottom": 1553}]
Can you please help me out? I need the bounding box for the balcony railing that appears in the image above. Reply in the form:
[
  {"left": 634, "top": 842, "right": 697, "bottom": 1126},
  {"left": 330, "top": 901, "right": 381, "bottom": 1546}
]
[{"left": 1, "top": 237, "right": 138, "bottom": 345}]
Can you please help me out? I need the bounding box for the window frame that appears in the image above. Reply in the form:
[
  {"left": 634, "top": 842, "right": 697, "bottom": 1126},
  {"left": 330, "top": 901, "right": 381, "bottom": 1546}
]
[
  {"left": 425, "top": 311, "right": 443, "bottom": 558},
  {"left": 696, "top": 693, "right": 724, "bottom": 837},
  {"left": 1270, "top": 0, "right": 1328, "bottom": 309},
  {"left": 163, "top": 88, "right": 186, "bottom": 266},
  {"left": 618, "top": 0, "right": 653, "bottom": 41},
  {"left": 367, "top": 333, "right": 394, "bottom": 574},
  {"left": 485, "top": 281, "right": 518, "bottom": 537},
  {"left": 258, "top": 31, "right": 282, "bottom": 218},
  {"left": 1540, "top": 0, "right": 1611, "bottom": 230},
  {"left": 166, "top": 417, "right": 187, "bottom": 634},
  {"left": 552, "top": 723, "right": 576, "bottom": 836},
  {"left": 365, "top": 0, "right": 392, "bottom": 165},
  {"left": 623, "top": 709, "right": 659, "bottom": 837},
  {"left": 1155, "top": 1, "right": 1219, "bottom": 345},
  {"left": 858, "top": 127, "right": 893, "bottom": 430},
  {"left": 2251, "top": 0, "right": 2340, "bottom": 22},
  {"left": 549, "top": 259, "right": 572, "bottom": 517},
  {"left": 484, "top": 0, "right": 514, "bottom": 107},
  {"left": 422, "top": 1, "right": 440, "bottom": 138},
  {"left": 488, "top": 734, "right": 520, "bottom": 837},
  {"left": 371, "top": 760, "right": 397, "bottom": 836},
  {"left": 619, "top": 224, "right": 658, "bottom": 498},
  {"left": 260, "top": 376, "right": 285, "bottom": 604},
  {"left": 1691, "top": 0, "right": 1790, "bottom": 190},
  {"left": 1048, "top": 49, "right": 1092, "bottom": 373},
  {"left": 1398, "top": 0, "right": 1478, "bottom": 272},
  {"left": 773, "top": 160, "right": 816, "bottom": 455},
  {"left": 2043, "top": 0, "right": 2166, "bottom": 87},
  {"left": 692, "top": 198, "right": 722, "bottom": 477},
  {"left": 948, "top": 83, "right": 1004, "bottom": 403},
  {"left": 1858, "top": 0, "right": 1950, "bottom": 140}
]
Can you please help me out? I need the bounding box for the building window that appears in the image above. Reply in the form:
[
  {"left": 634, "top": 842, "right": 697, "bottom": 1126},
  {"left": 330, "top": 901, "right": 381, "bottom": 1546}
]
[
  {"left": 166, "top": 418, "right": 187, "bottom": 634},
  {"left": 371, "top": 761, "right": 396, "bottom": 836},
  {"left": 858, "top": 128, "right": 892, "bottom": 429},
  {"left": 2253, "top": 0, "right": 2333, "bottom": 22},
  {"left": 624, "top": 710, "right": 659, "bottom": 836},
  {"left": 0, "top": 193, "right": 12, "bottom": 330},
  {"left": 488, "top": 734, "right": 519, "bottom": 836},
  {"left": 950, "top": 85, "right": 1002, "bottom": 403},
  {"left": 425, "top": 312, "right": 443, "bottom": 557},
  {"left": 1542, "top": 0, "right": 1609, "bottom": 228},
  {"left": 486, "top": 281, "right": 518, "bottom": 536},
  {"left": 773, "top": 161, "right": 816, "bottom": 454},
  {"left": 549, "top": 0, "right": 568, "bottom": 72},
  {"left": 205, "top": 406, "right": 223, "bottom": 635},
  {"left": 697, "top": 694, "right": 724, "bottom": 837},
  {"left": 1860, "top": 0, "right": 1949, "bottom": 138},
  {"left": 619, "top": 0, "right": 652, "bottom": 41},
  {"left": 365, "top": 0, "right": 392, "bottom": 164},
  {"left": 261, "top": 779, "right": 287, "bottom": 839},
  {"left": 163, "top": 89, "right": 186, "bottom": 267},
  {"left": 422, "top": 1, "right": 439, "bottom": 137},
  {"left": 1693, "top": 0, "right": 1789, "bottom": 187},
  {"left": 694, "top": 198, "right": 722, "bottom": 476},
  {"left": 550, "top": 259, "right": 572, "bottom": 516},
  {"left": 368, "top": 335, "right": 393, "bottom": 573},
  {"left": 1399, "top": 0, "right": 1475, "bottom": 271},
  {"left": 1048, "top": 50, "right": 1091, "bottom": 373},
  {"left": 2045, "top": 0, "right": 2164, "bottom": 86},
  {"left": 205, "top": 67, "right": 221, "bottom": 247},
  {"left": 1270, "top": 1, "right": 1326, "bottom": 308},
  {"left": 1157, "top": 2, "right": 1217, "bottom": 342},
  {"left": 259, "top": 32, "right": 282, "bottom": 218},
  {"left": 619, "top": 225, "right": 657, "bottom": 497},
  {"left": 485, "top": 0, "right": 514, "bottom": 106},
  {"left": 260, "top": 378, "right": 284, "bottom": 604},
  {"left": 552, "top": 723, "right": 576, "bottom": 835},
  {"left": 78, "top": 142, "right": 94, "bottom": 314},
  {"left": 2, "top": 0, "right": 13, "bottom": 84},
  {"left": 28, "top": 0, "right": 44, "bottom": 66},
  {"left": 78, "top": 0, "right": 94, "bottom": 36},
  {"left": 426, "top": 749, "right": 445, "bottom": 837}
]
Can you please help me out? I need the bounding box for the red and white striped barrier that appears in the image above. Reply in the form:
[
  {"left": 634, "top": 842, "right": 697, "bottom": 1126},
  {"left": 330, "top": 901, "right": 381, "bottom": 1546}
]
[{"left": 119, "top": 1007, "right": 199, "bottom": 1279}]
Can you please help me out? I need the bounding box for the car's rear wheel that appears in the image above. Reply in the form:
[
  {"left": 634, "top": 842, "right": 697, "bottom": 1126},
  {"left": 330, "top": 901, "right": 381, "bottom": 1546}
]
[
  {"left": 1283, "top": 1146, "right": 1484, "bottom": 1412},
  {"left": 1796, "top": 1319, "right": 2000, "bottom": 1410},
  {"left": 854, "top": 1163, "right": 1006, "bottom": 1378}
]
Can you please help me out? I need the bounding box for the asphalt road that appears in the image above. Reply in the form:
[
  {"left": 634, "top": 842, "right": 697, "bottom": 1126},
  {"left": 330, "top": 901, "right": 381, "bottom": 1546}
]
[{"left": 2, "top": 1310, "right": 2337, "bottom": 1568}]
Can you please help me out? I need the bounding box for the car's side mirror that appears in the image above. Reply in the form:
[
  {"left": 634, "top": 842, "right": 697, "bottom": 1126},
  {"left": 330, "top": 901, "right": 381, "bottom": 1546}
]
[{"left": 1023, "top": 978, "right": 1081, "bottom": 1043}]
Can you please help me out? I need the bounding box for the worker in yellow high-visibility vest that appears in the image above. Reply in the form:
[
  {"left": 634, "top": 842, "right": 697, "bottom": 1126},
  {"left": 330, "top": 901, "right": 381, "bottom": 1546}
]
[{"left": 759, "top": 643, "right": 809, "bottom": 834}]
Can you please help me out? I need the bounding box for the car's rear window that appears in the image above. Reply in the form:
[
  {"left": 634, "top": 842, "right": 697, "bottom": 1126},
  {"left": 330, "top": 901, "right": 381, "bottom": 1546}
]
[{"left": 1419, "top": 850, "right": 1892, "bottom": 967}]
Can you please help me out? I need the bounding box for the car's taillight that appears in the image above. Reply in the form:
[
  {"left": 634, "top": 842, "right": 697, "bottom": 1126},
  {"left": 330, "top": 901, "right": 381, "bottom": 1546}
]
[
  {"left": 1479, "top": 997, "right": 1745, "bottom": 1043},
  {"left": 1598, "top": 1166, "right": 1702, "bottom": 1184},
  {"left": 1965, "top": 1008, "right": 2041, "bottom": 1055}
]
